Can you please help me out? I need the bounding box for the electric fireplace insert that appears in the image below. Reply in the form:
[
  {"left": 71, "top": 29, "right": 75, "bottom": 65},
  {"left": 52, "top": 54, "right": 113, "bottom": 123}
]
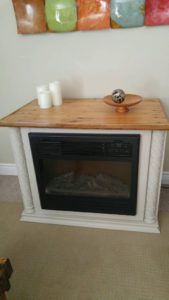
[{"left": 29, "top": 133, "right": 140, "bottom": 215}]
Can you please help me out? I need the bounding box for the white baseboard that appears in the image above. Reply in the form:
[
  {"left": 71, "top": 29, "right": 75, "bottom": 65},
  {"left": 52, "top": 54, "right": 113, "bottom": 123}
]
[
  {"left": 0, "top": 163, "right": 17, "bottom": 176},
  {"left": 0, "top": 163, "right": 168, "bottom": 185}
]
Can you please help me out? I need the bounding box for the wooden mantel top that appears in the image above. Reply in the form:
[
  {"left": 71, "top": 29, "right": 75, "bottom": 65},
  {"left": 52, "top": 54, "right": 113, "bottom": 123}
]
[{"left": 0, "top": 98, "right": 169, "bottom": 130}]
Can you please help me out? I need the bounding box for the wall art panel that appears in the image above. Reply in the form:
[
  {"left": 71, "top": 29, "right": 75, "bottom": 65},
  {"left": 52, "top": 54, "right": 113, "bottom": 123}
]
[
  {"left": 110, "top": 0, "right": 145, "bottom": 28},
  {"left": 77, "top": 0, "right": 110, "bottom": 31},
  {"left": 45, "top": 0, "right": 77, "bottom": 32},
  {"left": 145, "top": 0, "right": 169, "bottom": 26},
  {"left": 11, "top": 0, "right": 169, "bottom": 34},
  {"left": 12, "top": 0, "right": 47, "bottom": 34}
]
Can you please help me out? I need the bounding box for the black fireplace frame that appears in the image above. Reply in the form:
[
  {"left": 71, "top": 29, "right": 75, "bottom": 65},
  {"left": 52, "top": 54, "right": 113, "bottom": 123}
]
[{"left": 29, "top": 133, "right": 140, "bottom": 216}]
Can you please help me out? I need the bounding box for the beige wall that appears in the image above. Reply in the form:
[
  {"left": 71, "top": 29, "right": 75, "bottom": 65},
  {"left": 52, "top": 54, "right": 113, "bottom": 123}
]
[{"left": 0, "top": 0, "right": 169, "bottom": 169}]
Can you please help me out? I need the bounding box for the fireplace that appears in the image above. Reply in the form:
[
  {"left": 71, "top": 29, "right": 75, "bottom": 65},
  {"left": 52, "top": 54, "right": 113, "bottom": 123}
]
[
  {"left": 1, "top": 98, "right": 167, "bottom": 233},
  {"left": 29, "top": 133, "right": 140, "bottom": 216}
]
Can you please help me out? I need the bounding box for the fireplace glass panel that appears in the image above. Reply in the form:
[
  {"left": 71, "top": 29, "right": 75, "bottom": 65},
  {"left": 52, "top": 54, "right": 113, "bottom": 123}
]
[
  {"left": 43, "top": 160, "right": 131, "bottom": 199},
  {"left": 29, "top": 133, "right": 140, "bottom": 215}
]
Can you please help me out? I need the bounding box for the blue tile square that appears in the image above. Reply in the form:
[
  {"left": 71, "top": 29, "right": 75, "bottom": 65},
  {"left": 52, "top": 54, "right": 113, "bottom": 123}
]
[{"left": 111, "top": 0, "right": 145, "bottom": 28}]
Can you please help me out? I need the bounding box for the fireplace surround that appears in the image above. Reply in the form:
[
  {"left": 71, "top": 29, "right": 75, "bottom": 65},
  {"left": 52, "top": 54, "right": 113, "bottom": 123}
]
[
  {"left": 0, "top": 98, "right": 169, "bottom": 233},
  {"left": 11, "top": 127, "right": 165, "bottom": 233}
]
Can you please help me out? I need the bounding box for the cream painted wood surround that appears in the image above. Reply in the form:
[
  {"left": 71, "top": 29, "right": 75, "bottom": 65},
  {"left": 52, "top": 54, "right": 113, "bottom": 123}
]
[{"left": 9, "top": 127, "right": 167, "bottom": 233}]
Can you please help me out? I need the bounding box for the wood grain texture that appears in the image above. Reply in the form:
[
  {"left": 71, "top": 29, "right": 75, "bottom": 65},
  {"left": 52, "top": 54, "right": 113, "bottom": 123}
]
[
  {"left": 104, "top": 94, "right": 142, "bottom": 113},
  {"left": 0, "top": 98, "right": 169, "bottom": 130}
]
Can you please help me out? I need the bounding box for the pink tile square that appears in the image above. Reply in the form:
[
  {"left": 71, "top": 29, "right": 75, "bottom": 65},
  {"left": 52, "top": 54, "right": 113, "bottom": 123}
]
[{"left": 145, "top": 0, "right": 169, "bottom": 26}]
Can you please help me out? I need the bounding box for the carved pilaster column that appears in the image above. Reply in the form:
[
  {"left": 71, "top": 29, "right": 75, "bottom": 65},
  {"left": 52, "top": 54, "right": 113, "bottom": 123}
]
[
  {"left": 9, "top": 128, "right": 34, "bottom": 214},
  {"left": 145, "top": 131, "right": 167, "bottom": 224}
]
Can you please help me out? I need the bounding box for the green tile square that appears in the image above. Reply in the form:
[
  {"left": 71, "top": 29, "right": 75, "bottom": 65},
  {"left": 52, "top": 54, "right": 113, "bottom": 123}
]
[{"left": 45, "top": 0, "right": 77, "bottom": 32}]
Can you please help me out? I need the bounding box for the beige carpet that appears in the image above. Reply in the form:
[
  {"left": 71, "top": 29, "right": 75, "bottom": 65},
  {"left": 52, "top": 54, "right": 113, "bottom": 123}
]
[{"left": 0, "top": 176, "right": 169, "bottom": 300}]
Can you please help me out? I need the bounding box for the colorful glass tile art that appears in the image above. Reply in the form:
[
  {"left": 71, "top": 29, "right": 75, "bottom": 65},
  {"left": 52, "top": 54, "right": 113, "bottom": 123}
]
[
  {"left": 145, "top": 0, "right": 169, "bottom": 26},
  {"left": 110, "top": 0, "right": 145, "bottom": 28},
  {"left": 77, "top": 0, "right": 110, "bottom": 31},
  {"left": 45, "top": 0, "right": 77, "bottom": 32},
  {"left": 12, "top": 0, "right": 47, "bottom": 34}
]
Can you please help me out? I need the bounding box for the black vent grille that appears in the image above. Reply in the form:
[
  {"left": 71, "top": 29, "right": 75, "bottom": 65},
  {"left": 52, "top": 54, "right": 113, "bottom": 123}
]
[
  {"left": 35, "top": 140, "right": 132, "bottom": 158},
  {"left": 37, "top": 142, "right": 61, "bottom": 156},
  {"left": 62, "top": 142, "right": 105, "bottom": 156}
]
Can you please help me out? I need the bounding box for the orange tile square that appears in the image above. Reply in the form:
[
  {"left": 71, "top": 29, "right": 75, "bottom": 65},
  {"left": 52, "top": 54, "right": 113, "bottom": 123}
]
[{"left": 77, "top": 0, "right": 110, "bottom": 30}]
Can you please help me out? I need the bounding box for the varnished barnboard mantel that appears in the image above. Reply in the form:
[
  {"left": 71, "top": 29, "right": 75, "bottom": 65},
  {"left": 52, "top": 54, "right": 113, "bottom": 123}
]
[{"left": 0, "top": 98, "right": 169, "bottom": 130}]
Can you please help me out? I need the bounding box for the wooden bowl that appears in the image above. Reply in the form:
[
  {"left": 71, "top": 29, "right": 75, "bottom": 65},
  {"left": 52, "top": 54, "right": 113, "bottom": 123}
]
[{"left": 103, "top": 94, "right": 142, "bottom": 113}]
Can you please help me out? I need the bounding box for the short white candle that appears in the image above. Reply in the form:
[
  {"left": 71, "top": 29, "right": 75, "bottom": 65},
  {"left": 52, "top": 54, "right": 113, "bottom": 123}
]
[
  {"left": 36, "top": 84, "right": 49, "bottom": 105},
  {"left": 49, "top": 81, "right": 62, "bottom": 106},
  {"left": 38, "top": 91, "right": 52, "bottom": 109}
]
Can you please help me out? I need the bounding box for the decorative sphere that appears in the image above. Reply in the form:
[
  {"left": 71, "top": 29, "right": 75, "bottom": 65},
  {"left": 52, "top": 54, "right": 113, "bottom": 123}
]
[{"left": 112, "top": 89, "right": 126, "bottom": 103}]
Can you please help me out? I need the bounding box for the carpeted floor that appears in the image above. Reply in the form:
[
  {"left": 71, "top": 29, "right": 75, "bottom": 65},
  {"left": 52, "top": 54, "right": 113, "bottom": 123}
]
[{"left": 0, "top": 176, "right": 169, "bottom": 300}]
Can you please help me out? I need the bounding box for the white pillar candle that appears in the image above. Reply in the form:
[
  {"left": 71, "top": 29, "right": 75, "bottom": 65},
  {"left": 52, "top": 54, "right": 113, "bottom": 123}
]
[
  {"left": 38, "top": 91, "right": 52, "bottom": 109},
  {"left": 36, "top": 84, "right": 49, "bottom": 105},
  {"left": 49, "top": 81, "right": 62, "bottom": 106}
]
